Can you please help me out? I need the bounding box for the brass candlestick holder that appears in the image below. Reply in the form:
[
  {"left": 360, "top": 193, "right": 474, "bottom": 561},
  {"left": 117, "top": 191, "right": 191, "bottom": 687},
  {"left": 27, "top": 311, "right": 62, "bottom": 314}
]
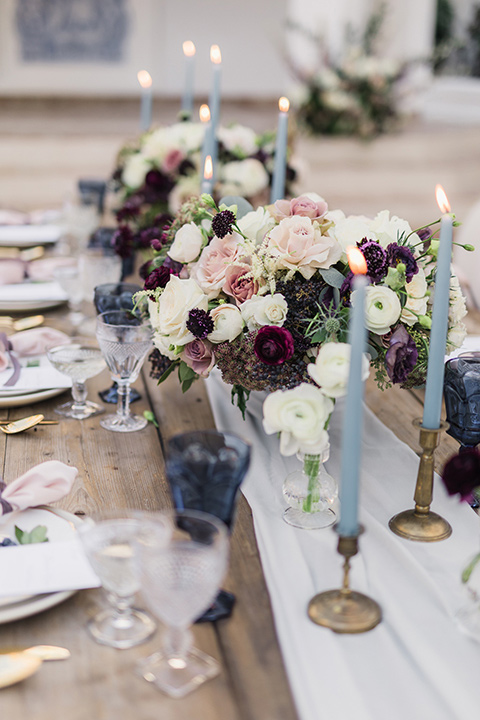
[
  {"left": 389, "top": 418, "right": 452, "bottom": 542},
  {"left": 308, "top": 527, "right": 382, "bottom": 634}
]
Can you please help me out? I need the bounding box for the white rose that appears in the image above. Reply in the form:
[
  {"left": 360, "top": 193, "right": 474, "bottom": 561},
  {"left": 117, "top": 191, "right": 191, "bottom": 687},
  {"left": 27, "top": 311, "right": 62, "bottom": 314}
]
[
  {"left": 217, "top": 159, "right": 269, "bottom": 198},
  {"left": 447, "top": 322, "right": 467, "bottom": 353},
  {"left": 449, "top": 273, "right": 467, "bottom": 324},
  {"left": 217, "top": 124, "right": 258, "bottom": 156},
  {"left": 240, "top": 294, "right": 287, "bottom": 330},
  {"left": 122, "top": 153, "right": 151, "bottom": 189},
  {"left": 157, "top": 275, "right": 208, "bottom": 346},
  {"left": 237, "top": 207, "right": 276, "bottom": 244},
  {"left": 166, "top": 122, "right": 204, "bottom": 152},
  {"left": 208, "top": 304, "right": 244, "bottom": 343},
  {"left": 262, "top": 383, "right": 334, "bottom": 456},
  {"left": 401, "top": 268, "right": 428, "bottom": 326},
  {"left": 168, "top": 222, "right": 204, "bottom": 264},
  {"left": 141, "top": 128, "right": 170, "bottom": 163},
  {"left": 308, "top": 342, "right": 370, "bottom": 398},
  {"left": 153, "top": 333, "right": 178, "bottom": 361},
  {"left": 168, "top": 175, "right": 200, "bottom": 214},
  {"left": 369, "top": 210, "right": 420, "bottom": 249},
  {"left": 357, "top": 285, "right": 401, "bottom": 335},
  {"left": 148, "top": 298, "right": 161, "bottom": 332},
  {"left": 329, "top": 214, "right": 376, "bottom": 258}
]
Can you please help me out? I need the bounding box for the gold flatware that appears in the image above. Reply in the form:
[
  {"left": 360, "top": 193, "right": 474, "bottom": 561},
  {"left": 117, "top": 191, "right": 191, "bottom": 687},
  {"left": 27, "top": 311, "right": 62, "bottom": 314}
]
[
  {"left": 0, "top": 315, "right": 45, "bottom": 332},
  {"left": 1, "top": 645, "right": 70, "bottom": 662},
  {"left": 0, "top": 419, "right": 58, "bottom": 426},
  {"left": 0, "top": 414, "right": 45, "bottom": 434},
  {"left": 0, "top": 246, "right": 45, "bottom": 262}
]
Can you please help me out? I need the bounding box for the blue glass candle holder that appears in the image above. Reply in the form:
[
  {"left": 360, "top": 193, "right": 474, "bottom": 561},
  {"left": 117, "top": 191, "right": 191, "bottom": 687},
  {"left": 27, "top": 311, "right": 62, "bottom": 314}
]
[
  {"left": 444, "top": 354, "right": 480, "bottom": 451},
  {"left": 165, "top": 430, "right": 251, "bottom": 622}
]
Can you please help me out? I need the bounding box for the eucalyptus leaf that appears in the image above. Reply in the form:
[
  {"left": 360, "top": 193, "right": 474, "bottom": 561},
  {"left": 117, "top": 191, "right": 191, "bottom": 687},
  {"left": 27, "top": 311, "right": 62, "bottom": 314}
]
[
  {"left": 15, "top": 525, "right": 49, "bottom": 545},
  {"left": 365, "top": 343, "right": 378, "bottom": 360},
  {"left": 219, "top": 196, "right": 253, "bottom": 220},
  {"left": 318, "top": 268, "right": 346, "bottom": 289}
]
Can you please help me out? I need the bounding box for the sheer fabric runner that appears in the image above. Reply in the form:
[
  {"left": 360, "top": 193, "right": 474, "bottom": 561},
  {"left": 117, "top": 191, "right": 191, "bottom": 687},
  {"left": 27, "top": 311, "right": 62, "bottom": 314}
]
[{"left": 206, "top": 371, "right": 480, "bottom": 720}]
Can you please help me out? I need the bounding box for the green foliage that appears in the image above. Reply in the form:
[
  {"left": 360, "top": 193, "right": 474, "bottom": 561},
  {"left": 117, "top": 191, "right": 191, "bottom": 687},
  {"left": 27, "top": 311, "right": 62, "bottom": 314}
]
[
  {"left": 178, "top": 361, "right": 198, "bottom": 393},
  {"left": 231, "top": 384, "right": 251, "bottom": 420},
  {"left": 143, "top": 410, "right": 159, "bottom": 428},
  {"left": 15, "top": 525, "right": 49, "bottom": 544}
]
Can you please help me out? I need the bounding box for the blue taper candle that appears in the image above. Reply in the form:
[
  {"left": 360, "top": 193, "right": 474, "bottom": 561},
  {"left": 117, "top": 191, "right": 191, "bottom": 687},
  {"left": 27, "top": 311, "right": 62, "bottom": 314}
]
[
  {"left": 137, "top": 70, "right": 153, "bottom": 133},
  {"left": 181, "top": 41, "right": 196, "bottom": 117},
  {"left": 270, "top": 97, "right": 290, "bottom": 203},
  {"left": 208, "top": 45, "right": 222, "bottom": 184}
]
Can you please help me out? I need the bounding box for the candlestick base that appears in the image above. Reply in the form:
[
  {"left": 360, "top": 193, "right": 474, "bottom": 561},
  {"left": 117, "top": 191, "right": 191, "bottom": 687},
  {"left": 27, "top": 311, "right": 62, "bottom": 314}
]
[
  {"left": 307, "top": 529, "right": 382, "bottom": 634},
  {"left": 388, "top": 419, "right": 451, "bottom": 543}
]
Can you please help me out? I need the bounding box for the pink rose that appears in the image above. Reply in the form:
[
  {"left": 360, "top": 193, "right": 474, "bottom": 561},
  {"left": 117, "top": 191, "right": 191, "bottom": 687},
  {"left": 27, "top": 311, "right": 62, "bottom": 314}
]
[
  {"left": 267, "top": 216, "right": 342, "bottom": 279},
  {"left": 162, "top": 148, "right": 184, "bottom": 174},
  {"left": 183, "top": 339, "right": 215, "bottom": 377},
  {"left": 272, "top": 195, "right": 328, "bottom": 222},
  {"left": 223, "top": 264, "right": 258, "bottom": 305},
  {"left": 192, "top": 235, "right": 240, "bottom": 299}
]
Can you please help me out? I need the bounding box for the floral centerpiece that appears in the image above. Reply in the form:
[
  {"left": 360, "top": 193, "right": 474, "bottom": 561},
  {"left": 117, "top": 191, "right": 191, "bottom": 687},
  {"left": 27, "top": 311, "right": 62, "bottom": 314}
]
[
  {"left": 135, "top": 191, "right": 468, "bottom": 525},
  {"left": 111, "top": 121, "right": 297, "bottom": 260}
]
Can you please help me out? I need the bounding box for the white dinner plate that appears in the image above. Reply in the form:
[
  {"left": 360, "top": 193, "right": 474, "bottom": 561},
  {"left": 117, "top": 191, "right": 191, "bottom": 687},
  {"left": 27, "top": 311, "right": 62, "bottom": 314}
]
[
  {"left": 0, "top": 298, "right": 67, "bottom": 313},
  {"left": 0, "top": 225, "right": 61, "bottom": 247},
  {"left": 0, "top": 507, "right": 83, "bottom": 624},
  {"left": 0, "top": 387, "right": 67, "bottom": 408}
]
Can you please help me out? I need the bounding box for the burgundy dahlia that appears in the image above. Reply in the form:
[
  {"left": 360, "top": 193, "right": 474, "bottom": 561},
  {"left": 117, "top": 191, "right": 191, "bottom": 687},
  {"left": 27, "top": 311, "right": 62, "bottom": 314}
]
[
  {"left": 357, "top": 239, "right": 387, "bottom": 283},
  {"left": 385, "top": 326, "right": 418, "bottom": 384},
  {"left": 442, "top": 449, "right": 480, "bottom": 501},
  {"left": 253, "top": 326, "right": 295, "bottom": 366},
  {"left": 212, "top": 210, "right": 236, "bottom": 239},
  {"left": 386, "top": 243, "right": 418, "bottom": 283},
  {"left": 144, "top": 266, "right": 172, "bottom": 290}
]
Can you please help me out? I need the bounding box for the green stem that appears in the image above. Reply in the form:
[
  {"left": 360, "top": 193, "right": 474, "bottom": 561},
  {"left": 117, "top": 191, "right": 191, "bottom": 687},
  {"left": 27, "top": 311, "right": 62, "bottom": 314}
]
[{"left": 302, "top": 454, "right": 321, "bottom": 513}]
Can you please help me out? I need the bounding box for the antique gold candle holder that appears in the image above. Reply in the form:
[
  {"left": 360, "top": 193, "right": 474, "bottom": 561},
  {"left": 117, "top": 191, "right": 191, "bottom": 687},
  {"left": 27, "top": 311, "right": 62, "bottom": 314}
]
[
  {"left": 388, "top": 418, "right": 452, "bottom": 542},
  {"left": 308, "top": 527, "right": 382, "bottom": 634}
]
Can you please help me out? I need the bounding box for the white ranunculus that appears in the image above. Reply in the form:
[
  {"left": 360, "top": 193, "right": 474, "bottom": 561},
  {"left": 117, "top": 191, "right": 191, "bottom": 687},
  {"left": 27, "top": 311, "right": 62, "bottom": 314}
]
[
  {"left": 447, "top": 322, "right": 467, "bottom": 353},
  {"left": 217, "top": 159, "right": 269, "bottom": 198},
  {"left": 308, "top": 342, "right": 370, "bottom": 398},
  {"left": 329, "top": 214, "right": 376, "bottom": 258},
  {"left": 168, "top": 222, "right": 204, "bottom": 264},
  {"left": 401, "top": 268, "right": 428, "bottom": 326},
  {"left": 369, "top": 210, "right": 420, "bottom": 249},
  {"left": 153, "top": 333, "right": 178, "bottom": 361},
  {"left": 208, "top": 304, "right": 244, "bottom": 343},
  {"left": 122, "top": 153, "right": 151, "bottom": 189},
  {"left": 157, "top": 275, "right": 208, "bottom": 346},
  {"left": 217, "top": 124, "right": 258, "bottom": 156},
  {"left": 141, "top": 127, "right": 171, "bottom": 162},
  {"left": 240, "top": 294, "right": 287, "bottom": 330},
  {"left": 262, "top": 384, "right": 334, "bottom": 456},
  {"left": 166, "top": 122, "right": 205, "bottom": 152},
  {"left": 168, "top": 175, "right": 199, "bottom": 214},
  {"left": 237, "top": 207, "right": 276, "bottom": 244},
  {"left": 449, "top": 273, "right": 467, "bottom": 324},
  {"left": 357, "top": 284, "right": 401, "bottom": 335}
]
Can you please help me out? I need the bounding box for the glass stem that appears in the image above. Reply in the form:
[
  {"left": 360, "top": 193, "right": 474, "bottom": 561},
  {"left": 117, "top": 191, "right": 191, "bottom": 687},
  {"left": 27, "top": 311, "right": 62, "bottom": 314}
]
[
  {"left": 71, "top": 381, "right": 87, "bottom": 413},
  {"left": 302, "top": 453, "right": 320, "bottom": 514},
  {"left": 163, "top": 625, "right": 193, "bottom": 664},
  {"left": 116, "top": 381, "right": 131, "bottom": 421},
  {"left": 108, "top": 592, "right": 135, "bottom": 629}
]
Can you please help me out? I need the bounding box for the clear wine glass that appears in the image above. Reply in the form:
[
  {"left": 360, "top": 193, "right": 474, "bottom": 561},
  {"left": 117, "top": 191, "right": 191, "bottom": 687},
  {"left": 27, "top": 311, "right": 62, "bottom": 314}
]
[
  {"left": 136, "top": 509, "right": 229, "bottom": 698},
  {"left": 46, "top": 337, "right": 106, "bottom": 419},
  {"left": 96, "top": 310, "right": 152, "bottom": 432},
  {"left": 78, "top": 510, "right": 168, "bottom": 649},
  {"left": 53, "top": 264, "right": 85, "bottom": 330}
]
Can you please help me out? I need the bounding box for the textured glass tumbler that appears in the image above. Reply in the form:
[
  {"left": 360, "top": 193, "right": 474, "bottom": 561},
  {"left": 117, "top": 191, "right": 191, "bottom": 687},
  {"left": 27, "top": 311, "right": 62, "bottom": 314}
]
[
  {"left": 444, "top": 355, "right": 480, "bottom": 450},
  {"left": 165, "top": 431, "right": 251, "bottom": 622}
]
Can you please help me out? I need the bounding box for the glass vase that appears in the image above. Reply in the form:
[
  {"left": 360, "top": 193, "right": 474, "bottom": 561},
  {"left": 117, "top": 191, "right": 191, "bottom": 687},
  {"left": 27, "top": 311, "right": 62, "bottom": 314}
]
[{"left": 282, "top": 447, "right": 337, "bottom": 530}]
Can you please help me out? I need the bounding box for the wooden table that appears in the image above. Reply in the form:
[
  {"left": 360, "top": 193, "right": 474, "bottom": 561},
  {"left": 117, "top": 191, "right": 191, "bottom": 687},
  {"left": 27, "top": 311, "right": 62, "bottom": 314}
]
[{"left": 0, "top": 308, "right": 477, "bottom": 720}]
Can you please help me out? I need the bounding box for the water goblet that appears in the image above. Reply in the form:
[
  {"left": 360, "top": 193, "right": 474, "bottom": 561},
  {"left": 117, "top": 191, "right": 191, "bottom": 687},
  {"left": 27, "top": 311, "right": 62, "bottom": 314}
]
[
  {"left": 96, "top": 310, "right": 152, "bottom": 432},
  {"left": 165, "top": 430, "right": 251, "bottom": 622},
  {"left": 93, "top": 282, "right": 142, "bottom": 405},
  {"left": 444, "top": 353, "right": 480, "bottom": 452},
  {"left": 53, "top": 263, "right": 85, "bottom": 331},
  {"left": 78, "top": 511, "right": 165, "bottom": 649},
  {"left": 46, "top": 337, "right": 106, "bottom": 419},
  {"left": 136, "top": 510, "right": 229, "bottom": 698}
]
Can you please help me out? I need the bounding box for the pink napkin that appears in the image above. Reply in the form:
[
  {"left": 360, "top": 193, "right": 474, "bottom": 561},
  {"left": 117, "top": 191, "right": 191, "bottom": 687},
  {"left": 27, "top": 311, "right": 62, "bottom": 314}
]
[
  {"left": 27, "top": 257, "right": 76, "bottom": 282},
  {"left": 0, "top": 259, "right": 26, "bottom": 285},
  {"left": 0, "top": 328, "right": 70, "bottom": 381},
  {"left": 0, "top": 460, "right": 78, "bottom": 516}
]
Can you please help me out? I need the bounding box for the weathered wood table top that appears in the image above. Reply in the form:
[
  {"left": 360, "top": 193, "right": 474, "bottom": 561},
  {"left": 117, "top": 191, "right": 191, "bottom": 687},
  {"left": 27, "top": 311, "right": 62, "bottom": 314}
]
[{"left": 0, "top": 308, "right": 478, "bottom": 720}]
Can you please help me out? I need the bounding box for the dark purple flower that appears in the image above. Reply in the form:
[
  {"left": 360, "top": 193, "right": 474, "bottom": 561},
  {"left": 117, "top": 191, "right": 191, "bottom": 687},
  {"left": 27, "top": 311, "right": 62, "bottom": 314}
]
[
  {"left": 151, "top": 238, "right": 163, "bottom": 251},
  {"left": 144, "top": 266, "right": 172, "bottom": 290},
  {"left": 340, "top": 271, "right": 355, "bottom": 306},
  {"left": 417, "top": 227, "right": 433, "bottom": 242},
  {"left": 386, "top": 243, "right": 419, "bottom": 283},
  {"left": 253, "top": 326, "right": 295, "bottom": 366},
  {"left": 186, "top": 308, "right": 214, "bottom": 339},
  {"left": 357, "top": 239, "right": 387, "bottom": 282},
  {"left": 112, "top": 225, "right": 135, "bottom": 259},
  {"left": 162, "top": 256, "right": 183, "bottom": 275},
  {"left": 139, "top": 260, "right": 153, "bottom": 280},
  {"left": 212, "top": 210, "right": 236, "bottom": 239},
  {"left": 442, "top": 449, "right": 480, "bottom": 501},
  {"left": 115, "top": 195, "right": 143, "bottom": 222},
  {"left": 385, "top": 325, "right": 418, "bottom": 384},
  {"left": 138, "top": 226, "right": 165, "bottom": 250}
]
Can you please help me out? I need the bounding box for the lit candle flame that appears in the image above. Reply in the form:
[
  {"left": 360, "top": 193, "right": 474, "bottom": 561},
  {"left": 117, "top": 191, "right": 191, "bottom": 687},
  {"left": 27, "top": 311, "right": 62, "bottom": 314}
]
[
  {"left": 279, "top": 96, "right": 290, "bottom": 113},
  {"left": 199, "top": 104, "right": 211, "bottom": 123},
  {"left": 347, "top": 246, "right": 368, "bottom": 275},
  {"left": 137, "top": 70, "right": 152, "bottom": 89},
  {"left": 183, "top": 40, "right": 196, "bottom": 58},
  {"left": 204, "top": 155, "right": 213, "bottom": 180},
  {"left": 210, "top": 45, "right": 222, "bottom": 64},
  {"left": 435, "top": 184, "right": 451, "bottom": 214}
]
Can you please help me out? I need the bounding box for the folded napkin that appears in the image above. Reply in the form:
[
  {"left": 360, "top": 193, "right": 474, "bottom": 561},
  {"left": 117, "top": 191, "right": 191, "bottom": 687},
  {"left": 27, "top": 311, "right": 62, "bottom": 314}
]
[
  {"left": 8, "top": 327, "right": 70, "bottom": 358},
  {"left": 0, "top": 460, "right": 78, "bottom": 516},
  {"left": 0, "top": 328, "right": 71, "bottom": 388},
  {"left": 27, "top": 257, "right": 76, "bottom": 282},
  {"left": 0, "top": 259, "right": 25, "bottom": 285},
  {"left": 0, "top": 225, "right": 61, "bottom": 245}
]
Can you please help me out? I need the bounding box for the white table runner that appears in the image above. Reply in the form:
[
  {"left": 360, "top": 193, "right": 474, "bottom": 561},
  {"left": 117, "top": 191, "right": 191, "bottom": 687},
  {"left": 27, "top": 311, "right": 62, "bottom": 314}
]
[{"left": 206, "top": 372, "right": 480, "bottom": 720}]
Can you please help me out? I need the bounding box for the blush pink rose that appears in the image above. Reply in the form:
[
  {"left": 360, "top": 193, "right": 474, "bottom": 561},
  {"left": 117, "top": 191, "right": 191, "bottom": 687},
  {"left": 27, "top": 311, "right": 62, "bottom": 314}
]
[
  {"left": 162, "top": 148, "right": 184, "bottom": 174},
  {"left": 192, "top": 235, "right": 240, "bottom": 299},
  {"left": 223, "top": 264, "right": 258, "bottom": 306},
  {"left": 183, "top": 339, "right": 215, "bottom": 377},
  {"left": 267, "top": 215, "right": 342, "bottom": 279},
  {"left": 273, "top": 195, "right": 328, "bottom": 222}
]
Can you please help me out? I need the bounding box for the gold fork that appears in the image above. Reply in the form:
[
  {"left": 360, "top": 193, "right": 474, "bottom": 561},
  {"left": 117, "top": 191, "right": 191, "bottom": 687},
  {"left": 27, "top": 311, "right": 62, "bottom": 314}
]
[{"left": 0, "top": 315, "right": 45, "bottom": 332}]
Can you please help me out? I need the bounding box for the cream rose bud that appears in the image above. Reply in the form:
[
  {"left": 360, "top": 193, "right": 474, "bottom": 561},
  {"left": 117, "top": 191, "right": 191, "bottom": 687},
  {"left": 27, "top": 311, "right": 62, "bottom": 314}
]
[
  {"left": 237, "top": 207, "right": 276, "bottom": 244},
  {"left": 262, "top": 383, "right": 333, "bottom": 456},
  {"left": 401, "top": 268, "right": 428, "bottom": 326},
  {"left": 122, "top": 153, "right": 151, "bottom": 189},
  {"left": 240, "top": 294, "right": 287, "bottom": 330},
  {"left": 168, "top": 222, "right": 204, "bottom": 264},
  {"left": 357, "top": 285, "right": 401, "bottom": 335},
  {"left": 447, "top": 322, "right": 467, "bottom": 353},
  {"left": 153, "top": 333, "right": 178, "bottom": 361},
  {"left": 208, "top": 304, "right": 244, "bottom": 343},
  {"left": 308, "top": 342, "right": 370, "bottom": 398},
  {"left": 157, "top": 275, "right": 208, "bottom": 346}
]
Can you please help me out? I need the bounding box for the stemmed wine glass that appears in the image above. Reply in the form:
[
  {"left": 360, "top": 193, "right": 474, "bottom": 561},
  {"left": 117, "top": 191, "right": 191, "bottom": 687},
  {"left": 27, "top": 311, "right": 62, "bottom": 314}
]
[
  {"left": 136, "top": 510, "right": 229, "bottom": 698},
  {"left": 47, "top": 337, "right": 106, "bottom": 419},
  {"left": 96, "top": 310, "right": 152, "bottom": 432},
  {"left": 78, "top": 510, "right": 167, "bottom": 649}
]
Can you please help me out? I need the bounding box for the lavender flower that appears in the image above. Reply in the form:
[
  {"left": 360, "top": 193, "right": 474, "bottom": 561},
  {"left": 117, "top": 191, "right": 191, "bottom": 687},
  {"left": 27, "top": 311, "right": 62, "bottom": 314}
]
[{"left": 385, "top": 326, "right": 418, "bottom": 384}]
